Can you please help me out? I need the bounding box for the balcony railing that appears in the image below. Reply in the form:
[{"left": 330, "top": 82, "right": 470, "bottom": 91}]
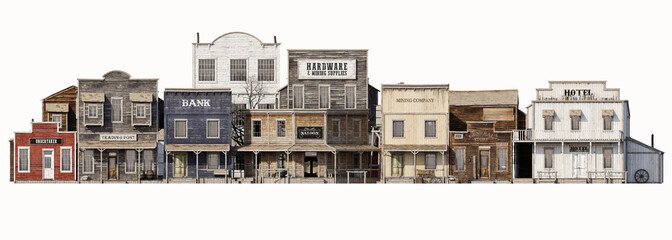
[
  {"left": 514, "top": 130, "right": 624, "bottom": 141},
  {"left": 588, "top": 171, "right": 627, "bottom": 182}
]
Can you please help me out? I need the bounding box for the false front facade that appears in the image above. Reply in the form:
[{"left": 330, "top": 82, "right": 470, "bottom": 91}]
[{"left": 13, "top": 122, "right": 76, "bottom": 181}]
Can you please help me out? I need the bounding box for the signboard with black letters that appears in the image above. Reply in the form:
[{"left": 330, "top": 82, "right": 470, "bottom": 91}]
[
  {"left": 30, "top": 138, "right": 62, "bottom": 145},
  {"left": 297, "top": 127, "right": 323, "bottom": 139}
]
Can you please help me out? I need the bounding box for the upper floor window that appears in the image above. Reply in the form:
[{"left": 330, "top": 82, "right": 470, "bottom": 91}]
[
  {"left": 230, "top": 59, "right": 247, "bottom": 81},
  {"left": 392, "top": 120, "right": 404, "bottom": 138},
  {"left": 206, "top": 119, "right": 219, "bottom": 138},
  {"left": 345, "top": 85, "right": 356, "bottom": 109},
  {"left": 258, "top": 103, "right": 275, "bottom": 110},
  {"left": 319, "top": 85, "right": 330, "bottom": 109},
  {"left": 293, "top": 85, "right": 304, "bottom": 109},
  {"left": 571, "top": 116, "right": 580, "bottom": 131},
  {"left": 198, "top": 59, "right": 215, "bottom": 82},
  {"left": 425, "top": 120, "right": 436, "bottom": 138},
  {"left": 111, "top": 98, "right": 123, "bottom": 123},
  {"left": 252, "top": 120, "right": 262, "bottom": 137},
  {"left": 544, "top": 116, "right": 553, "bottom": 130},
  {"left": 135, "top": 104, "right": 147, "bottom": 118},
  {"left": 175, "top": 119, "right": 188, "bottom": 138},
  {"left": 258, "top": 59, "right": 274, "bottom": 81},
  {"left": 353, "top": 119, "right": 362, "bottom": 137},
  {"left": 51, "top": 114, "right": 63, "bottom": 130},
  {"left": 277, "top": 120, "right": 286, "bottom": 137},
  {"left": 603, "top": 110, "right": 613, "bottom": 131}
]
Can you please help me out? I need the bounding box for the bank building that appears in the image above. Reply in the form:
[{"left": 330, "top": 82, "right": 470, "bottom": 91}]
[
  {"left": 77, "top": 71, "right": 161, "bottom": 183},
  {"left": 236, "top": 49, "right": 379, "bottom": 183}
]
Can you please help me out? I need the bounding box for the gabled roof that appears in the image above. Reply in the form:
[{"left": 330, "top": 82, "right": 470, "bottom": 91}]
[
  {"left": 41, "top": 85, "right": 77, "bottom": 101},
  {"left": 626, "top": 137, "right": 664, "bottom": 154}
]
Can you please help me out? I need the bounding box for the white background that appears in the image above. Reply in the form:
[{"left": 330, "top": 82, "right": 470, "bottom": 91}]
[{"left": 0, "top": 1, "right": 669, "bottom": 239}]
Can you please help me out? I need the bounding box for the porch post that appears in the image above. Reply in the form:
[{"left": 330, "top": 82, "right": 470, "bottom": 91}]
[
  {"left": 137, "top": 149, "right": 142, "bottom": 182},
  {"left": 412, "top": 151, "right": 418, "bottom": 181},
  {"left": 292, "top": 152, "right": 296, "bottom": 178},
  {"left": 333, "top": 151, "right": 337, "bottom": 181},
  {"left": 358, "top": 152, "right": 363, "bottom": 170},
  {"left": 254, "top": 151, "right": 259, "bottom": 183},
  {"left": 285, "top": 151, "right": 291, "bottom": 182},
  {"left": 441, "top": 151, "right": 446, "bottom": 183},
  {"left": 165, "top": 151, "right": 170, "bottom": 184},
  {"left": 98, "top": 149, "right": 104, "bottom": 183},
  {"left": 195, "top": 151, "right": 201, "bottom": 183},
  {"left": 223, "top": 151, "right": 228, "bottom": 184}
]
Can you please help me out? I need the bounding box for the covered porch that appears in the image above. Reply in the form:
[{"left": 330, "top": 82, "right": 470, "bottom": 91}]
[
  {"left": 78, "top": 141, "right": 157, "bottom": 183},
  {"left": 165, "top": 144, "right": 230, "bottom": 183},
  {"left": 382, "top": 144, "right": 448, "bottom": 184}
]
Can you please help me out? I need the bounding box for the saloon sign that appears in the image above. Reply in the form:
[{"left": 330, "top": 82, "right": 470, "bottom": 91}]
[
  {"left": 298, "top": 59, "right": 356, "bottom": 79},
  {"left": 297, "top": 127, "right": 323, "bottom": 139}
]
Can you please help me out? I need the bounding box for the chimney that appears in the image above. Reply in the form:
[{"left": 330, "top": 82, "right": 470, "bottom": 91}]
[
  {"left": 196, "top": 32, "right": 200, "bottom": 43},
  {"left": 31, "top": 118, "right": 34, "bottom": 122},
  {"left": 274, "top": 36, "right": 277, "bottom": 44},
  {"left": 651, "top": 134, "right": 654, "bottom": 148}
]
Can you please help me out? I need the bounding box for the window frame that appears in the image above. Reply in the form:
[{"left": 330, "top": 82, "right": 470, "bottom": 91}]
[
  {"left": 206, "top": 119, "right": 220, "bottom": 139},
  {"left": 230, "top": 59, "right": 248, "bottom": 82},
  {"left": 17, "top": 147, "right": 30, "bottom": 173},
  {"left": 425, "top": 153, "right": 437, "bottom": 170},
  {"left": 424, "top": 120, "right": 437, "bottom": 138},
  {"left": 544, "top": 115, "right": 553, "bottom": 131},
  {"left": 319, "top": 84, "right": 330, "bottom": 109},
  {"left": 257, "top": 59, "right": 275, "bottom": 82},
  {"left": 60, "top": 147, "right": 73, "bottom": 173},
  {"left": 51, "top": 113, "right": 64, "bottom": 130},
  {"left": 571, "top": 115, "right": 580, "bottom": 131},
  {"left": 345, "top": 84, "right": 356, "bottom": 109},
  {"left": 126, "top": 149, "right": 137, "bottom": 173},
  {"left": 174, "top": 119, "right": 188, "bottom": 139},
  {"left": 353, "top": 119, "right": 362, "bottom": 138},
  {"left": 544, "top": 147, "right": 554, "bottom": 169},
  {"left": 392, "top": 120, "right": 405, "bottom": 138},
  {"left": 497, "top": 148, "right": 508, "bottom": 171},
  {"left": 86, "top": 103, "right": 99, "bottom": 118},
  {"left": 455, "top": 147, "right": 466, "bottom": 171},
  {"left": 198, "top": 58, "right": 216, "bottom": 82},
  {"left": 111, "top": 97, "right": 123, "bottom": 123},
  {"left": 603, "top": 147, "right": 613, "bottom": 169},
  {"left": 331, "top": 119, "right": 341, "bottom": 137},
  {"left": 603, "top": 115, "right": 613, "bottom": 131},
  {"left": 252, "top": 119, "right": 262, "bottom": 138},
  {"left": 276, "top": 119, "right": 286, "bottom": 138},
  {"left": 83, "top": 149, "right": 95, "bottom": 174},
  {"left": 293, "top": 85, "right": 304, "bottom": 109},
  {"left": 135, "top": 103, "right": 147, "bottom": 119}
]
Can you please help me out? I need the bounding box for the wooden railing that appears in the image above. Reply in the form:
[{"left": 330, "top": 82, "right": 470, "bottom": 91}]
[
  {"left": 514, "top": 130, "right": 624, "bottom": 141},
  {"left": 588, "top": 171, "right": 627, "bottom": 183},
  {"left": 536, "top": 170, "right": 558, "bottom": 181}
]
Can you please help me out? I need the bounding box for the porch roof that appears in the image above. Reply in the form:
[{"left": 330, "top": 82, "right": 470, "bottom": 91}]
[
  {"left": 237, "top": 144, "right": 292, "bottom": 152},
  {"left": 79, "top": 141, "right": 156, "bottom": 149},
  {"left": 330, "top": 144, "right": 379, "bottom": 152},
  {"left": 165, "top": 144, "right": 230, "bottom": 152},
  {"left": 289, "top": 144, "right": 334, "bottom": 152},
  {"left": 382, "top": 144, "right": 447, "bottom": 152}
]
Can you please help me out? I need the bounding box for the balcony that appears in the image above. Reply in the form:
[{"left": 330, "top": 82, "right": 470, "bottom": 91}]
[{"left": 513, "top": 130, "right": 624, "bottom": 142}]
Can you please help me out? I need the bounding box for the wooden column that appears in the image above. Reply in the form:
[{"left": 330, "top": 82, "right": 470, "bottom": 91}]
[
  {"left": 98, "top": 149, "right": 104, "bottom": 183},
  {"left": 412, "top": 151, "right": 418, "bottom": 181},
  {"left": 253, "top": 151, "right": 259, "bottom": 183},
  {"left": 195, "top": 151, "right": 201, "bottom": 183},
  {"left": 223, "top": 151, "right": 228, "bottom": 184},
  {"left": 441, "top": 151, "right": 446, "bottom": 183},
  {"left": 333, "top": 151, "right": 337, "bottom": 181}
]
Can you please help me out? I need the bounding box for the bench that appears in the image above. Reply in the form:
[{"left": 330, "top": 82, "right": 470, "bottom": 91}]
[{"left": 212, "top": 169, "right": 229, "bottom": 177}]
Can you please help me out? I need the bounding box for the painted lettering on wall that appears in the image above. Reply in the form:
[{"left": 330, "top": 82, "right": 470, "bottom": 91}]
[
  {"left": 564, "top": 89, "right": 593, "bottom": 97},
  {"left": 569, "top": 146, "right": 589, "bottom": 152},
  {"left": 298, "top": 59, "right": 356, "bottom": 79},
  {"left": 395, "top": 98, "right": 435, "bottom": 103},
  {"left": 182, "top": 99, "right": 211, "bottom": 107},
  {"left": 297, "top": 127, "right": 323, "bottom": 139}
]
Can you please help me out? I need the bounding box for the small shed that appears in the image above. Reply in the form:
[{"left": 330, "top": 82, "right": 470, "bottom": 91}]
[{"left": 626, "top": 137, "right": 663, "bottom": 183}]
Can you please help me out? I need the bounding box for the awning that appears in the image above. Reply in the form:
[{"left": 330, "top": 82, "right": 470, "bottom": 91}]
[
  {"left": 330, "top": 144, "right": 379, "bottom": 152},
  {"left": 382, "top": 144, "right": 447, "bottom": 152},
  {"left": 129, "top": 93, "right": 153, "bottom": 102},
  {"left": 79, "top": 141, "right": 156, "bottom": 149},
  {"left": 289, "top": 144, "right": 334, "bottom": 152},
  {"left": 81, "top": 93, "right": 104, "bottom": 102},
  {"left": 237, "top": 144, "right": 292, "bottom": 152},
  {"left": 45, "top": 103, "right": 69, "bottom": 112},
  {"left": 165, "top": 144, "right": 230, "bottom": 152}
]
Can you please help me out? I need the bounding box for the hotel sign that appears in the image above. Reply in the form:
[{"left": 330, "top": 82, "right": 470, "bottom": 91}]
[
  {"left": 297, "top": 127, "right": 323, "bottom": 139},
  {"left": 569, "top": 145, "right": 589, "bottom": 152},
  {"left": 298, "top": 59, "right": 356, "bottom": 79},
  {"left": 100, "top": 134, "right": 137, "bottom": 141},
  {"left": 30, "top": 138, "right": 62, "bottom": 145}
]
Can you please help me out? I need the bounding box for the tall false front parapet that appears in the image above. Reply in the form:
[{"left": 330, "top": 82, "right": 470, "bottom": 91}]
[
  {"left": 380, "top": 84, "right": 450, "bottom": 184},
  {"left": 77, "top": 71, "right": 160, "bottom": 183},
  {"left": 514, "top": 81, "right": 634, "bottom": 184}
]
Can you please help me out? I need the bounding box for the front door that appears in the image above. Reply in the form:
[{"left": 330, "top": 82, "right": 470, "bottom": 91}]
[
  {"left": 478, "top": 150, "right": 490, "bottom": 179},
  {"left": 572, "top": 153, "right": 587, "bottom": 178},
  {"left": 304, "top": 157, "right": 318, "bottom": 177},
  {"left": 108, "top": 152, "right": 117, "bottom": 180},
  {"left": 42, "top": 149, "right": 54, "bottom": 179},
  {"left": 174, "top": 153, "right": 187, "bottom": 177}
]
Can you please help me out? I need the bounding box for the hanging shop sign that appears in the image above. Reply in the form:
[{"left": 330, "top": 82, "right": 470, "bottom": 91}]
[
  {"left": 298, "top": 59, "right": 356, "bottom": 79},
  {"left": 297, "top": 127, "right": 323, "bottom": 139}
]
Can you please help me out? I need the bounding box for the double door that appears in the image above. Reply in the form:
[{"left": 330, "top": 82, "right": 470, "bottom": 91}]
[
  {"left": 572, "top": 153, "right": 587, "bottom": 178},
  {"left": 473, "top": 150, "right": 490, "bottom": 180},
  {"left": 304, "top": 157, "right": 318, "bottom": 177}
]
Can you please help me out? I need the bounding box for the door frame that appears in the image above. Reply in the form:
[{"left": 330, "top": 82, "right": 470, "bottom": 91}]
[
  {"left": 391, "top": 153, "right": 404, "bottom": 177},
  {"left": 478, "top": 149, "right": 490, "bottom": 179},
  {"left": 572, "top": 152, "right": 587, "bottom": 178},
  {"left": 108, "top": 151, "right": 118, "bottom": 180},
  {"left": 42, "top": 148, "right": 54, "bottom": 180}
]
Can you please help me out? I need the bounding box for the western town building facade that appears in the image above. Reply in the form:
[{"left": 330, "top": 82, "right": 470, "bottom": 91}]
[
  {"left": 13, "top": 122, "right": 76, "bottom": 181},
  {"left": 163, "top": 89, "right": 232, "bottom": 183},
  {"left": 448, "top": 90, "right": 522, "bottom": 183},
  {"left": 192, "top": 32, "right": 282, "bottom": 110},
  {"left": 380, "top": 84, "right": 450, "bottom": 183},
  {"left": 77, "top": 70, "right": 160, "bottom": 183},
  {"left": 514, "top": 81, "right": 629, "bottom": 183},
  {"left": 237, "top": 49, "right": 378, "bottom": 183},
  {"left": 42, "top": 85, "right": 78, "bottom": 132}
]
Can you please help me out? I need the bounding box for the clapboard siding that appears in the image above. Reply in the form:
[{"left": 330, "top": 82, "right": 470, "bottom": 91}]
[
  {"left": 531, "top": 142, "right": 624, "bottom": 179},
  {"left": 42, "top": 86, "right": 78, "bottom": 132},
  {"left": 450, "top": 106, "right": 518, "bottom": 131},
  {"left": 449, "top": 122, "right": 513, "bottom": 182},
  {"left": 626, "top": 138, "right": 663, "bottom": 183},
  {"left": 164, "top": 90, "right": 232, "bottom": 145}
]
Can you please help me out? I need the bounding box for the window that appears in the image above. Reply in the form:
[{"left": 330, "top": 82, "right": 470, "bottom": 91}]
[
  {"left": 544, "top": 148, "right": 554, "bottom": 168},
  {"left": 392, "top": 120, "right": 404, "bottom": 138},
  {"left": 258, "top": 59, "right": 274, "bottom": 81},
  {"left": 353, "top": 119, "right": 362, "bottom": 137},
  {"left": 319, "top": 85, "right": 330, "bottom": 109},
  {"left": 60, "top": 147, "right": 72, "bottom": 172},
  {"left": 353, "top": 154, "right": 361, "bottom": 169},
  {"left": 252, "top": 120, "right": 262, "bottom": 137},
  {"left": 18, "top": 147, "right": 29, "bottom": 172},
  {"left": 258, "top": 103, "right": 274, "bottom": 110},
  {"left": 230, "top": 59, "right": 247, "bottom": 81},
  {"left": 345, "top": 85, "right": 356, "bottom": 109},
  {"left": 425, "top": 120, "right": 437, "bottom": 138},
  {"left": 87, "top": 103, "right": 98, "bottom": 118},
  {"left": 277, "top": 120, "right": 286, "bottom": 137},
  {"left": 52, "top": 114, "right": 63, "bottom": 129},
  {"left": 331, "top": 119, "right": 341, "bottom": 137},
  {"left": 143, "top": 150, "right": 153, "bottom": 171},
  {"left": 455, "top": 148, "right": 465, "bottom": 171},
  {"left": 571, "top": 116, "right": 580, "bottom": 131},
  {"left": 497, "top": 148, "right": 507, "bottom": 171},
  {"left": 425, "top": 153, "right": 437, "bottom": 170},
  {"left": 111, "top": 98, "right": 123, "bottom": 123},
  {"left": 126, "top": 150, "right": 136, "bottom": 173},
  {"left": 136, "top": 104, "right": 147, "bottom": 118},
  {"left": 544, "top": 116, "right": 553, "bottom": 130},
  {"left": 391, "top": 154, "right": 404, "bottom": 176},
  {"left": 84, "top": 150, "right": 94, "bottom": 173},
  {"left": 198, "top": 59, "right": 215, "bottom": 82},
  {"left": 603, "top": 116, "right": 613, "bottom": 131},
  {"left": 175, "top": 120, "right": 187, "bottom": 138},
  {"left": 293, "top": 85, "right": 304, "bottom": 109},
  {"left": 207, "top": 119, "right": 219, "bottom": 138},
  {"left": 207, "top": 153, "right": 219, "bottom": 169},
  {"left": 603, "top": 148, "right": 613, "bottom": 169},
  {"left": 277, "top": 153, "right": 286, "bottom": 168}
]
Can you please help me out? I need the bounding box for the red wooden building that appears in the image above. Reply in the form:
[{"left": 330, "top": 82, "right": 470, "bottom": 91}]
[{"left": 13, "top": 122, "right": 76, "bottom": 181}]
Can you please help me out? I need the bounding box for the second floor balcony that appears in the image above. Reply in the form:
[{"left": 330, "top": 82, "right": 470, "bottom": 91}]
[{"left": 514, "top": 130, "right": 624, "bottom": 142}]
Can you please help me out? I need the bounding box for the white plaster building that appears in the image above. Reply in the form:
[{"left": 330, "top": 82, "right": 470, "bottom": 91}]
[
  {"left": 192, "top": 32, "right": 282, "bottom": 110},
  {"left": 514, "top": 81, "right": 629, "bottom": 183}
]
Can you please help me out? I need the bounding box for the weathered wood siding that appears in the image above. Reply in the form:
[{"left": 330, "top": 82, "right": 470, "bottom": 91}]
[
  {"left": 449, "top": 122, "right": 512, "bottom": 182},
  {"left": 626, "top": 138, "right": 663, "bottom": 183},
  {"left": 164, "top": 90, "right": 232, "bottom": 145},
  {"left": 42, "top": 86, "right": 77, "bottom": 132},
  {"left": 531, "top": 102, "right": 626, "bottom": 139},
  {"left": 327, "top": 114, "right": 368, "bottom": 145},
  {"left": 450, "top": 106, "right": 518, "bottom": 131},
  {"left": 245, "top": 112, "right": 294, "bottom": 145}
]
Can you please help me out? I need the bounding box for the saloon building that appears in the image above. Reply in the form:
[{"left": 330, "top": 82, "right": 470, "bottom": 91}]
[
  {"left": 448, "top": 90, "right": 522, "bottom": 183},
  {"left": 380, "top": 84, "right": 450, "bottom": 183},
  {"left": 237, "top": 49, "right": 378, "bottom": 183},
  {"left": 163, "top": 88, "right": 232, "bottom": 183},
  {"left": 192, "top": 32, "right": 282, "bottom": 110},
  {"left": 77, "top": 70, "right": 160, "bottom": 183},
  {"left": 514, "top": 81, "right": 629, "bottom": 183},
  {"left": 13, "top": 122, "right": 76, "bottom": 181}
]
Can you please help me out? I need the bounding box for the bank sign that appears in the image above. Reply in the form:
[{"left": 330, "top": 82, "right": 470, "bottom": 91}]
[{"left": 298, "top": 59, "right": 356, "bottom": 79}]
